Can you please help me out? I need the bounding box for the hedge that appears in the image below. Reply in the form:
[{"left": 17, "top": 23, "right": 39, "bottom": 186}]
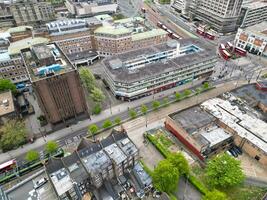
[
  {"left": 188, "top": 174, "right": 208, "bottom": 195},
  {"left": 140, "top": 160, "right": 153, "bottom": 176}
]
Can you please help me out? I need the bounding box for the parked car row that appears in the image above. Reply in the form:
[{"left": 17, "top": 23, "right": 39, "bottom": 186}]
[{"left": 226, "top": 146, "right": 242, "bottom": 157}]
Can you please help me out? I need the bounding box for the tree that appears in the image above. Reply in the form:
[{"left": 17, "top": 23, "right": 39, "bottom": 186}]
[
  {"left": 202, "top": 190, "right": 228, "bottom": 200},
  {"left": 152, "top": 101, "right": 160, "bottom": 110},
  {"left": 25, "top": 150, "right": 40, "bottom": 162},
  {"left": 203, "top": 82, "right": 210, "bottom": 90},
  {"left": 0, "top": 79, "right": 16, "bottom": 93},
  {"left": 0, "top": 120, "right": 27, "bottom": 151},
  {"left": 79, "top": 67, "right": 96, "bottom": 92},
  {"left": 205, "top": 153, "right": 245, "bottom": 188},
  {"left": 152, "top": 159, "right": 179, "bottom": 194},
  {"left": 88, "top": 124, "right": 99, "bottom": 138},
  {"left": 114, "top": 117, "right": 121, "bottom": 125},
  {"left": 183, "top": 89, "right": 192, "bottom": 96},
  {"left": 129, "top": 109, "right": 137, "bottom": 119},
  {"left": 45, "top": 141, "right": 59, "bottom": 155},
  {"left": 167, "top": 152, "right": 189, "bottom": 175},
  {"left": 163, "top": 97, "right": 169, "bottom": 106},
  {"left": 175, "top": 92, "right": 181, "bottom": 101},
  {"left": 141, "top": 104, "right": 148, "bottom": 115},
  {"left": 90, "top": 87, "right": 105, "bottom": 102},
  {"left": 196, "top": 87, "right": 202, "bottom": 94},
  {"left": 102, "top": 119, "right": 112, "bottom": 129},
  {"left": 92, "top": 103, "right": 102, "bottom": 115}
]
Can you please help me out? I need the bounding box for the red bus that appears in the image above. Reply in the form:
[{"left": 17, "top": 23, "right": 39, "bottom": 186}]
[
  {"left": 162, "top": 25, "right": 167, "bottom": 31},
  {"left": 226, "top": 42, "right": 233, "bottom": 51},
  {"left": 157, "top": 21, "right": 163, "bottom": 28},
  {"left": 0, "top": 159, "right": 16, "bottom": 173},
  {"left": 220, "top": 49, "right": 231, "bottom": 60},
  {"left": 141, "top": 7, "right": 146, "bottom": 13},
  {"left": 234, "top": 47, "right": 247, "bottom": 56},
  {"left": 172, "top": 33, "right": 180, "bottom": 40},
  {"left": 205, "top": 31, "right": 215, "bottom": 40},
  {"left": 196, "top": 27, "right": 205, "bottom": 36},
  {"left": 166, "top": 29, "right": 173, "bottom": 37},
  {"left": 219, "top": 44, "right": 226, "bottom": 50}
]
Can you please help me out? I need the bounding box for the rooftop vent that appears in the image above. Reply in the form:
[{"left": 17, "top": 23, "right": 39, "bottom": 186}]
[{"left": 2, "top": 99, "right": 9, "bottom": 107}]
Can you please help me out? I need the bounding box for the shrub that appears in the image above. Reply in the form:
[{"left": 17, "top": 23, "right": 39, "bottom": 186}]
[
  {"left": 152, "top": 101, "right": 160, "bottom": 110},
  {"left": 114, "top": 117, "right": 121, "bottom": 125},
  {"left": 129, "top": 109, "right": 137, "bottom": 119},
  {"left": 92, "top": 103, "right": 102, "bottom": 115},
  {"left": 183, "top": 89, "right": 192, "bottom": 96},
  {"left": 102, "top": 119, "right": 113, "bottom": 129}
]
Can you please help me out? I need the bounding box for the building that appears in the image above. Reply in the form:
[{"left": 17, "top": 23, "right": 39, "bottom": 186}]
[
  {"left": 0, "top": 91, "right": 17, "bottom": 125},
  {"left": 0, "top": 32, "right": 11, "bottom": 53},
  {"left": 9, "top": 0, "right": 55, "bottom": 27},
  {"left": 240, "top": 1, "right": 267, "bottom": 28},
  {"left": 7, "top": 26, "right": 33, "bottom": 42},
  {"left": 22, "top": 43, "right": 89, "bottom": 125},
  {"left": 171, "top": 0, "right": 191, "bottom": 15},
  {"left": 201, "top": 97, "right": 267, "bottom": 165},
  {"left": 0, "top": 2, "right": 15, "bottom": 28},
  {"left": 94, "top": 17, "right": 168, "bottom": 56},
  {"left": 103, "top": 39, "right": 217, "bottom": 101},
  {"left": 189, "top": 0, "right": 243, "bottom": 33},
  {"left": 165, "top": 106, "right": 233, "bottom": 161},
  {"left": 234, "top": 21, "right": 267, "bottom": 57},
  {"left": 46, "top": 18, "right": 102, "bottom": 66},
  {"left": 65, "top": 0, "right": 118, "bottom": 17}
]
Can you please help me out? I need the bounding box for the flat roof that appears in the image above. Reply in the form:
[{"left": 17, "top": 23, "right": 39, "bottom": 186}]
[
  {"left": 8, "top": 26, "right": 32, "bottom": 34},
  {"left": 8, "top": 37, "right": 50, "bottom": 55},
  {"left": 104, "top": 143, "right": 127, "bottom": 165},
  {"left": 0, "top": 91, "right": 15, "bottom": 117},
  {"left": 132, "top": 29, "right": 167, "bottom": 41},
  {"left": 200, "top": 127, "right": 232, "bottom": 147},
  {"left": 103, "top": 38, "right": 217, "bottom": 83},
  {"left": 0, "top": 52, "right": 10, "bottom": 62},
  {"left": 94, "top": 25, "right": 131, "bottom": 35},
  {"left": 94, "top": 14, "right": 113, "bottom": 21},
  {"left": 245, "top": 1, "right": 267, "bottom": 9},
  {"left": 201, "top": 98, "right": 267, "bottom": 153},
  {"left": 244, "top": 21, "right": 267, "bottom": 36},
  {"left": 114, "top": 17, "right": 144, "bottom": 24}
]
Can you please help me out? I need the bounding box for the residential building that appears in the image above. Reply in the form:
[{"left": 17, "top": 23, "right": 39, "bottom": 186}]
[
  {"left": 240, "top": 1, "right": 267, "bottom": 28},
  {"left": 0, "top": 91, "right": 17, "bottom": 125},
  {"left": 65, "top": 0, "right": 118, "bottom": 17},
  {"left": 22, "top": 43, "right": 89, "bottom": 125},
  {"left": 165, "top": 106, "right": 233, "bottom": 161},
  {"left": 94, "top": 17, "right": 168, "bottom": 56},
  {"left": 189, "top": 0, "right": 243, "bottom": 33},
  {"left": 9, "top": 0, "right": 55, "bottom": 27},
  {"left": 234, "top": 21, "right": 267, "bottom": 57},
  {"left": 103, "top": 39, "right": 217, "bottom": 101},
  {"left": 46, "top": 18, "right": 101, "bottom": 66}
]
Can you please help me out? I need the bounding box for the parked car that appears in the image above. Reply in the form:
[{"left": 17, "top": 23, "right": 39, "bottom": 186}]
[
  {"left": 233, "top": 146, "right": 242, "bottom": 155},
  {"left": 229, "top": 149, "right": 238, "bottom": 157},
  {"left": 34, "top": 177, "right": 47, "bottom": 189}
]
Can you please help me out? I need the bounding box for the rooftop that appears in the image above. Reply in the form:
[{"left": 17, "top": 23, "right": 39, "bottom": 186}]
[
  {"left": 7, "top": 26, "right": 32, "bottom": 34},
  {"left": 132, "top": 29, "right": 167, "bottom": 41},
  {"left": 114, "top": 17, "right": 144, "bottom": 24},
  {"left": 103, "top": 38, "right": 217, "bottom": 83},
  {"left": 0, "top": 52, "right": 10, "bottom": 62},
  {"left": 8, "top": 37, "right": 49, "bottom": 55},
  {"left": 104, "top": 143, "right": 127, "bottom": 165},
  {"left": 201, "top": 97, "right": 267, "bottom": 154},
  {"left": 94, "top": 25, "right": 131, "bottom": 35},
  {"left": 244, "top": 21, "right": 267, "bottom": 36},
  {"left": 245, "top": 1, "right": 267, "bottom": 9},
  {"left": 0, "top": 91, "right": 15, "bottom": 117}
]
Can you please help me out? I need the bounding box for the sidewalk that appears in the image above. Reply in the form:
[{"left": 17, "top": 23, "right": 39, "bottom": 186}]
[{"left": 0, "top": 80, "right": 248, "bottom": 163}]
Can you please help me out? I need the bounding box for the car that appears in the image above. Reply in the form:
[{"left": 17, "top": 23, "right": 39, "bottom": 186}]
[
  {"left": 233, "top": 146, "right": 242, "bottom": 155},
  {"left": 229, "top": 149, "right": 238, "bottom": 157},
  {"left": 34, "top": 177, "right": 47, "bottom": 189},
  {"left": 226, "top": 150, "right": 232, "bottom": 156}
]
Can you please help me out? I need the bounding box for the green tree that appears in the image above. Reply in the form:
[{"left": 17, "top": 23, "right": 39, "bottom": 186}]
[
  {"left": 141, "top": 104, "right": 148, "bottom": 115},
  {"left": 92, "top": 103, "right": 102, "bottom": 115},
  {"left": 152, "top": 101, "right": 160, "bottom": 110},
  {"left": 196, "top": 87, "right": 202, "bottom": 94},
  {"left": 45, "top": 141, "right": 59, "bottom": 155},
  {"left": 0, "top": 120, "right": 27, "bottom": 151},
  {"left": 25, "top": 150, "right": 40, "bottom": 162},
  {"left": 102, "top": 119, "right": 112, "bottom": 129},
  {"left": 114, "top": 117, "right": 121, "bottom": 125},
  {"left": 202, "top": 190, "right": 228, "bottom": 200},
  {"left": 0, "top": 79, "right": 16, "bottom": 93},
  {"left": 152, "top": 159, "right": 179, "bottom": 194},
  {"left": 163, "top": 97, "right": 169, "bottom": 106},
  {"left": 203, "top": 82, "right": 210, "bottom": 90},
  {"left": 79, "top": 67, "right": 96, "bottom": 92},
  {"left": 88, "top": 124, "right": 99, "bottom": 139},
  {"left": 129, "top": 109, "right": 137, "bottom": 119},
  {"left": 205, "top": 153, "right": 245, "bottom": 188},
  {"left": 175, "top": 92, "right": 181, "bottom": 101},
  {"left": 167, "top": 152, "right": 189, "bottom": 175},
  {"left": 90, "top": 87, "right": 105, "bottom": 102},
  {"left": 183, "top": 89, "right": 192, "bottom": 96}
]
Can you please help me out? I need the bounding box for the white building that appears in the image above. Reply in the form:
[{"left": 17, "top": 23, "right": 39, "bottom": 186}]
[
  {"left": 234, "top": 21, "right": 267, "bottom": 57},
  {"left": 240, "top": 1, "right": 267, "bottom": 28},
  {"left": 171, "top": 0, "right": 191, "bottom": 15}
]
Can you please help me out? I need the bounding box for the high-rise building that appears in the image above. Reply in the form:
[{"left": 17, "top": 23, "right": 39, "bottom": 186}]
[
  {"left": 22, "top": 43, "right": 89, "bottom": 125},
  {"left": 189, "top": 0, "right": 243, "bottom": 33},
  {"left": 171, "top": 0, "right": 191, "bottom": 15},
  {"left": 10, "top": 0, "right": 55, "bottom": 27}
]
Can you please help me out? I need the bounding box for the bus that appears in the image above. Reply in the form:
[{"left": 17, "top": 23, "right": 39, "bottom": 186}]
[
  {"left": 162, "top": 25, "right": 167, "bottom": 31},
  {"left": 220, "top": 49, "right": 231, "bottom": 60},
  {"left": 196, "top": 27, "right": 205, "bottom": 36},
  {"left": 226, "top": 42, "right": 233, "bottom": 51},
  {"left": 157, "top": 21, "right": 163, "bottom": 28},
  {"left": 141, "top": 7, "right": 146, "bottom": 13},
  {"left": 0, "top": 159, "right": 16, "bottom": 173},
  {"left": 172, "top": 33, "right": 181, "bottom": 40},
  {"left": 234, "top": 47, "right": 247, "bottom": 56},
  {"left": 219, "top": 44, "right": 226, "bottom": 50},
  {"left": 166, "top": 29, "right": 173, "bottom": 37},
  {"left": 205, "top": 31, "right": 215, "bottom": 40}
]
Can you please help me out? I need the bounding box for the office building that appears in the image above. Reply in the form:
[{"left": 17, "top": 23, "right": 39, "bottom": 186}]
[
  {"left": 46, "top": 18, "right": 101, "bottom": 66},
  {"left": 22, "top": 43, "right": 89, "bottom": 125},
  {"left": 171, "top": 0, "right": 191, "bottom": 15},
  {"left": 103, "top": 39, "right": 217, "bottom": 101},
  {"left": 0, "top": 2, "right": 14, "bottom": 28},
  {"left": 189, "top": 0, "right": 243, "bottom": 33},
  {"left": 65, "top": 0, "right": 118, "bottom": 17},
  {"left": 94, "top": 17, "right": 168, "bottom": 56},
  {"left": 10, "top": 0, "right": 55, "bottom": 26},
  {"left": 240, "top": 1, "right": 267, "bottom": 28},
  {"left": 234, "top": 21, "right": 267, "bottom": 57}
]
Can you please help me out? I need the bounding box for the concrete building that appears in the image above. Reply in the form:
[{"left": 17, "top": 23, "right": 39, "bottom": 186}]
[
  {"left": 189, "top": 0, "right": 243, "bottom": 33},
  {"left": 171, "top": 0, "right": 191, "bottom": 15},
  {"left": 94, "top": 17, "right": 168, "bottom": 56},
  {"left": 9, "top": 0, "right": 55, "bottom": 27},
  {"left": 0, "top": 2, "right": 14, "bottom": 28},
  {"left": 65, "top": 0, "right": 118, "bottom": 17},
  {"left": 46, "top": 18, "right": 101, "bottom": 66},
  {"left": 234, "top": 21, "right": 267, "bottom": 57},
  {"left": 240, "top": 1, "right": 267, "bottom": 28},
  {"left": 7, "top": 26, "right": 33, "bottom": 42},
  {"left": 103, "top": 39, "right": 217, "bottom": 101},
  {"left": 0, "top": 91, "right": 17, "bottom": 125},
  {"left": 22, "top": 43, "right": 89, "bottom": 126}
]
